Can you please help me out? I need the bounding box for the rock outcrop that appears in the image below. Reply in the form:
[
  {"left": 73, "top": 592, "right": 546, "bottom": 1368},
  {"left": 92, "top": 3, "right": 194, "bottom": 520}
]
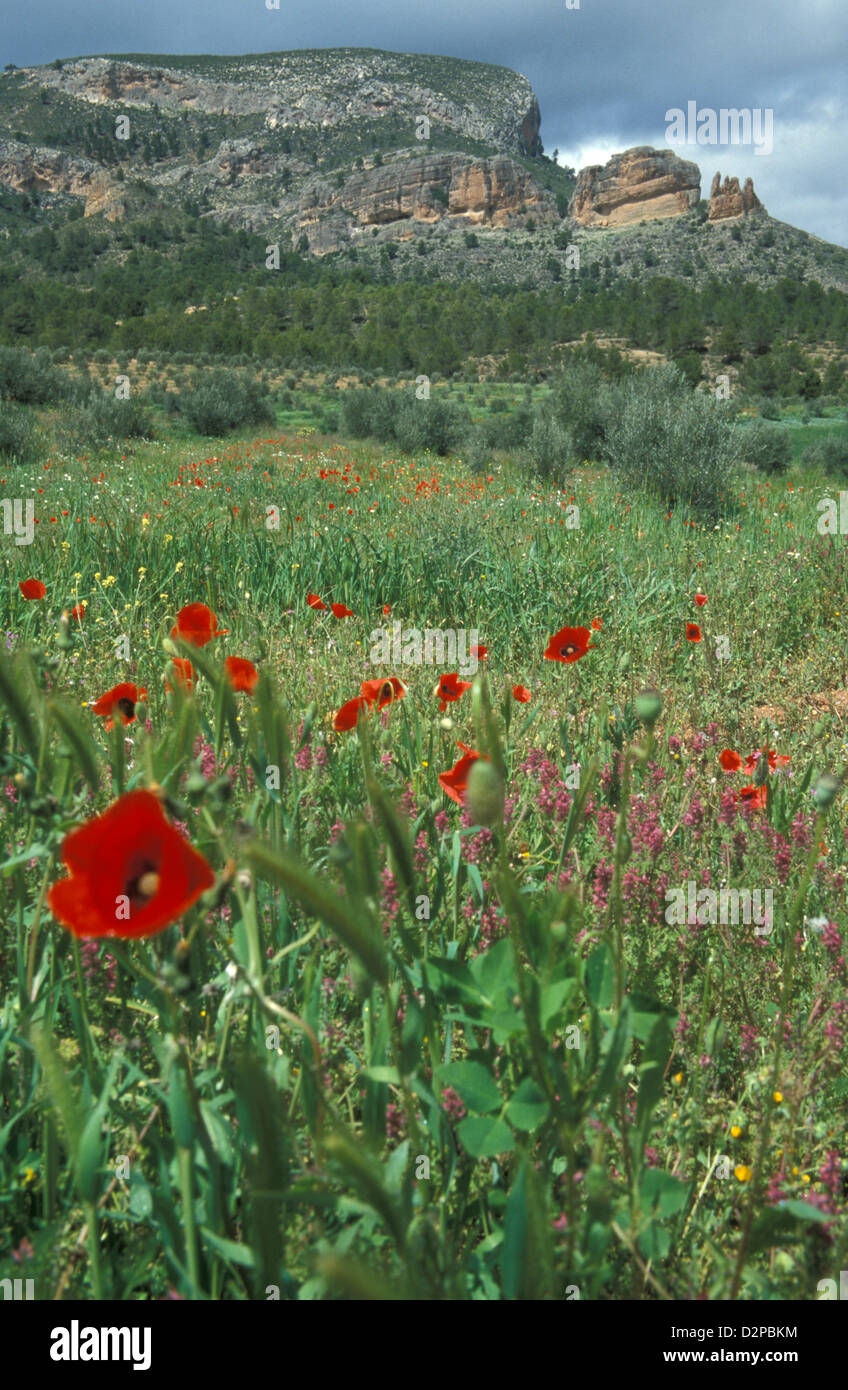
[
  {"left": 296, "top": 152, "right": 557, "bottom": 253},
  {"left": 709, "top": 172, "right": 765, "bottom": 220},
  {"left": 570, "top": 146, "right": 701, "bottom": 228},
  {"left": 0, "top": 139, "right": 124, "bottom": 219},
  {"left": 32, "top": 52, "right": 542, "bottom": 156}
]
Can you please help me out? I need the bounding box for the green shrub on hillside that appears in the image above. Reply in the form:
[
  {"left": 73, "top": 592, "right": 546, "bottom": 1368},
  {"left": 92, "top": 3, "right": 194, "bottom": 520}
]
[
  {"left": 340, "top": 387, "right": 470, "bottom": 456},
  {"left": 0, "top": 400, "right": 37, "bottom": 463},
  {"left": 802, "top": 426, "right": 848, "bottom": 476},
  {"left": 57, "top": 386, "right": 155, "bottom": 450},
  {"left": 178, "top": 372, "right": 273, "bottom": 436},
  {"left": 0, "top": 346, "right": 65, "bottom": 405},
  {"left": 604, "top": 364, "right": 740, "bottom": 517},
  {"left": 741, "top": 420, "right": 792, "bottom": 475}
]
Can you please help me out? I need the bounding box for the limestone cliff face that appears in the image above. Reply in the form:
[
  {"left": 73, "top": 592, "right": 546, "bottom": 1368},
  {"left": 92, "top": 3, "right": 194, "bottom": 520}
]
[
  {"left": 32, "top": 53, "right": 542, "bottom": 155},
  {"left": 297, "top": 153, "right": 557, "bottom": 252},
  {"left": 0, "top": 140, "right": 124, "bottom": 219},
  {"left": 709, "top": 172, "right": 765, "bottom": 220},
  {"left": 570, "top": 146, "right": 701, "bottom": 227}
]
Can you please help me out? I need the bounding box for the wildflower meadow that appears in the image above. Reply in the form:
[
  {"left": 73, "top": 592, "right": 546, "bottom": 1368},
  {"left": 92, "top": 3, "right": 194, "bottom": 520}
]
[{"left": 1, "top": 423, "right": 846, "bottom": 1315}]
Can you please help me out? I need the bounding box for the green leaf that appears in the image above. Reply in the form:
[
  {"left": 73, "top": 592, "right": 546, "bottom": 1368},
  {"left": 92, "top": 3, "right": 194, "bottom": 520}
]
[
  {"left": 167, "top": 1064, "right": 195, "bottom": 1150},
  {"left": 363, "top": 1066, "right": 401, "bottom": 1085},
  {"left": 48, "top": 699, "right": 100, "bottom": 792},
  {"left": 457, "top": 1115, "right": 514, "bottom": 1159},
  {"left": 200, "top": 1227, "right": 256, "bottom": 1268},
  {"left": 424, "top": 956, "right": 489, "bottom": 1010},
  {"left": 128, "top": 1174, "right": 154, "bottom": 1220},
  {"left": 501, "top": 1157, "right": 554, "bottom": 1299},
  {"left": 437, "top": 1060, "right": 501, "bottom": 1114},
  {"left": 75, "top": 1103, "right": 106, "bottom": 1204},
  {"left": 507, "top": 1078, "right": 548, "bottom": 1132},
  {"left": 540, "top": 977, "right": 577, "bottom": 1031},
  {"left": 748, "top": 1200, "right": 829, "bottom": 1256},
  {"left": 470, "top": 937, "right": 514, "bottom": 1000},
  {"left": 585, "top": 941, "right": 615, "bottom": 1008},
  {"left": 640, "top": 1168, "right": 691, "bottom": 1220}
]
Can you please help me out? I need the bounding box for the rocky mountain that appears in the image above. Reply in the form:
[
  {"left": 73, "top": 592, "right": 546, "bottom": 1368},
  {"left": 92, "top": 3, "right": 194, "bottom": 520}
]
[{"left": 0, "top": 48, "right": 846, "bottom": 295}]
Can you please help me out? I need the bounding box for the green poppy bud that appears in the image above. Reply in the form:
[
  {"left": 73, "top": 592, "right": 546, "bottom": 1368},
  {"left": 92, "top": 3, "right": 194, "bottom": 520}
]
[
  {"left": 813, "top": 773, "right": 840, "bottom": 810},
  {"left": 634, "top": 687, "right": 663, "bottom": 729},
  {"left": 466, "top": 759, "right": 504, "bottom": 827}
]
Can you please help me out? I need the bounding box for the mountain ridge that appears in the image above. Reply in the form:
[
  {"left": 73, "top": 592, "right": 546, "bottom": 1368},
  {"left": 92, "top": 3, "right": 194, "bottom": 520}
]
[{"left": 0, "top": 48, "right": 846, "bottom": 298}]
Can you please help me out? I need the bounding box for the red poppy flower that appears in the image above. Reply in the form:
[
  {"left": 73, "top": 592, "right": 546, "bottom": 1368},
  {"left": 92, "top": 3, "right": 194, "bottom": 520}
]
[
  {"left": 471, "top": 645, "right": 488, "bottom": 661},
  {"left": 171, "top": 603, "right": 228, "bottom": 647},
  {"left": 307, "top": 593, "right": 327, "bottom": 611},
  {"left": 360, "top": 676, "right": 407, "bottom": 710},
  {"left": 19, "top": 579, "right": 46, "bottom": 600},
  {"left": 543, "top": 625, "right": 595, "bottom": 663},
  {"left": 591, "top": 617, "right": 603, "bottom": 630},
  {"left": 435, "top": 672, "right": 473, "bottom": 712},
  {"left": 719, "top": 749, "right": 742, "bottom": 772},
  {"left": 330, "top": 603, "right": 354, "bottom": 619},
  {"left": 438, "top": 743, "right": 485, "bottom": 805},
  {"left": 512, "top": 684, "right": 532, "bottom": 703},
  {"left": 333, "top": 695, "right": 373, "bottom": 732},
  {"left": 165, "top": 658, "right": 194, "bottom": 694},
  {"left": 694, "top": 592, "right": 708, "bottom": 607},
  {"left": 70, "top": 603, "right": 85, "bottom": 621},
  {"left": 382, "top": 604, "right": 392, "bottom": 617},
  {"left": 742, "top": 748, "right": 791, "bottom": 774},
  {"left": 48, "top": 789, "right": 215, "bottom": 939},
  {"left": 686, "top": 623, "right": 702, "bottom": 643},
  {"left": 92, "top": 682, "right": 148, "bottom": 732},
  {"left": 738, "top": 784, "right": 767, "bottom": 811},
  {"left": 224, "top": 656, "right": 259, "bottom": 693}
]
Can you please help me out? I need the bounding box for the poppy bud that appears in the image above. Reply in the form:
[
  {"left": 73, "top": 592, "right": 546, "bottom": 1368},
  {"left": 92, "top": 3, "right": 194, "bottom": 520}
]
[
  {"left": 812, "top": 773, "right": 840, "bottom": 810},
  {"left": 616, "top": 831, "right": 633, "bottom": 866},
  {"left": 134, "top": 701, "right": 148, "bottom": 724},
  {"left": 752, "top": 751, "right": 769, "bottom": 788},
  {"left": 634, "top": 687, "right": 663, "bottom": 729},
  {"left": 162, "top": 638, "right": 179, "bottom": 658},
  {"left": 466, "top": 760, "right": 504, "bottom": 828},
  {"left": 350, "top": 957, "right": 371, "bottom": 1002}
]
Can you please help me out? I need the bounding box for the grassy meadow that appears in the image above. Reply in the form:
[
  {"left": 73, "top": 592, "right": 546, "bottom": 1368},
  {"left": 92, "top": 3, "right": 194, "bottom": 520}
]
[{"left": 1, "top": 400, "right": 847, "bottom": 1302}]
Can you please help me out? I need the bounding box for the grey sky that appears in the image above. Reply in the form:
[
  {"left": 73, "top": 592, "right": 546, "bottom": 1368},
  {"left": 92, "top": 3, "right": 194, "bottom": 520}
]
[{"left": 1, "top": 0, "right": 844, "bottom": 243}]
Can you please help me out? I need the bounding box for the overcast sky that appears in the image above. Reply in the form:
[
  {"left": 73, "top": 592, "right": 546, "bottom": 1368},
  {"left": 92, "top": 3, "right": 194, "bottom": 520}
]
[{"left": 2, "top": 0, "right": 845, "bottom": 244}]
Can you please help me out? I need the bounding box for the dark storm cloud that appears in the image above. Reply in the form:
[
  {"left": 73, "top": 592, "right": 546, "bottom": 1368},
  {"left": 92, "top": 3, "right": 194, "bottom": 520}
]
[{"left": 2, "top": 0, "right": 844, "bottom": 242}]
